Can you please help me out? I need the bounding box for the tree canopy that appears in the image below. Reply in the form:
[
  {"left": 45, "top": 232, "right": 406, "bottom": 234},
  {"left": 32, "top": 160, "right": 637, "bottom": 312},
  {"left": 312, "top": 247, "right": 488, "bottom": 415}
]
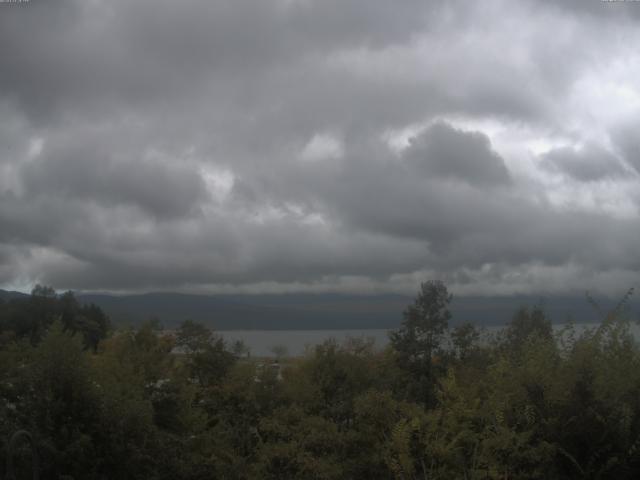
[{"left": 1, "top": 283, "right": 640, "bottom": 479}]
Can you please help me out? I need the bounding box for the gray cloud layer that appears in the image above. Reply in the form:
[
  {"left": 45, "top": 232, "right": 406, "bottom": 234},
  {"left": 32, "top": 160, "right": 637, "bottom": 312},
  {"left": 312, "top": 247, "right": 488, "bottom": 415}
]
[{"left": 1, "top": 0, "right": 639, "bottom": 296}]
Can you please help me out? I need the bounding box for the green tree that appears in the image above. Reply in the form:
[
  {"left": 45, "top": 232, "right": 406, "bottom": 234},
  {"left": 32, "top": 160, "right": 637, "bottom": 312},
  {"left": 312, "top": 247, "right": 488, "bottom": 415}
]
[
  {"left": 451, "top": 322, "right": 481, "bottom": 361},
  {"left": 270, "top": 344, "right": 288, "bottom": 361},
  {"left": 175, "top": 319, "right": 213, "bottom": 354},
  {"left": 60, "top": 291, "right": 110, "bottom": 350},
  {"left": 504, "top": 305, "right": 552, "bottom": 355},
  {"left": 176, "top": 320, "right": 236, "bottom": 387},
  {"left": 231, "top": 339, "right": 250, "bottom": 358},
  {"left": 390, "top": 280, "right": 452, "bottom": 406},
  {"left": 252, "top": 406, "right": 344, "bottom": 480},
  {"left": 26, "top": 321, "right": 102, "bottom": 478}
]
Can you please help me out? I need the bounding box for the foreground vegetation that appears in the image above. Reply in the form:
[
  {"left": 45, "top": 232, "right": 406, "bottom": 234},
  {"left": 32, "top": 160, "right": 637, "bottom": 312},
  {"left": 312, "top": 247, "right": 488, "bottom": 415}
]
[{"left": 0, "top": 282, "right": 639, "bottom": 479}]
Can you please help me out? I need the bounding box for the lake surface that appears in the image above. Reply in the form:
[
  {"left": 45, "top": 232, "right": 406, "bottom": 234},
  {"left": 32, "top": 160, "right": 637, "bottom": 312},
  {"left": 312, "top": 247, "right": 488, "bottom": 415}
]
[{"left": 220, "top": 322, "right": 640, "bottom": 357}]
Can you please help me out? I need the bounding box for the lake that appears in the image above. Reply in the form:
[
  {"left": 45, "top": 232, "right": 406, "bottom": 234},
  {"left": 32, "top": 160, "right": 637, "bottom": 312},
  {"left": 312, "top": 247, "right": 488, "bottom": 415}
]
[{"left": 219, "top": 322, "right": 640, "bottom": 357}]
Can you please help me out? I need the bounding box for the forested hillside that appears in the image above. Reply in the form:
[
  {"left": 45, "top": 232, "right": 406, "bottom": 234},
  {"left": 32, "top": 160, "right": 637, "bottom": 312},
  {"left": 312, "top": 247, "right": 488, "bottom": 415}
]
[{"left": 1, "top": 283, "right": 640, "bottom": 479}]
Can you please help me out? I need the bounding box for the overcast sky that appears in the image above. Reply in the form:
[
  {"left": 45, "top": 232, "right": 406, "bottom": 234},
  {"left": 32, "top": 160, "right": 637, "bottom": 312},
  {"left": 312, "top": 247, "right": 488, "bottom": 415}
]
[{"left": 1, "top": 0, "right": 639, "bottom": 296}]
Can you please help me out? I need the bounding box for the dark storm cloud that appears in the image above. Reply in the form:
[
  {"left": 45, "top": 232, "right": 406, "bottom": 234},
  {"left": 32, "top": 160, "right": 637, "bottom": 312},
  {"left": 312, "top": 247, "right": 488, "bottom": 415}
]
[
  {"left": 0, "top": 0, "right": 580, "bottom": 131},
  {"left": 404, "top": 123, "right": 511, "bottom": 187},
  {"left": 277, "top": 137, "right": 640, "bottom": 273},
  {"left": 541, "top": 144, "right": 628, "bottom": 182},
  {"left": 20, "top": 133, "right": 208, "bottom": 218},
  {"left": 0, "top": 0, "right": 438, "bottom": 122},
  {"left": 1, "top": 0, "right": 639, "bottom": 295}
]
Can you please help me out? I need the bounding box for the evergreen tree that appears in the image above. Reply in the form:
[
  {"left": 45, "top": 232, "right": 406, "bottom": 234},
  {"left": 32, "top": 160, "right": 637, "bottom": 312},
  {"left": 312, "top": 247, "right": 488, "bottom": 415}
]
[{"left": 390, "top": 280, "right": 452, "bottom": 406}]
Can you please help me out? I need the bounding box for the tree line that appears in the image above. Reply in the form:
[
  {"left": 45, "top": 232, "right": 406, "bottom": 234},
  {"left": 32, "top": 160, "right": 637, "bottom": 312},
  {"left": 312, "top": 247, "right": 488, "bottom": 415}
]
[{"left": 0, "top": 282, "right": 639, "bottom": 479}]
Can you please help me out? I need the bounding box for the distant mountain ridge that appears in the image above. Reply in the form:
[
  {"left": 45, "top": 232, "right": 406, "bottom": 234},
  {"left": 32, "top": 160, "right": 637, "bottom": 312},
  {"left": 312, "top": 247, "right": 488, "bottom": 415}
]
[
  {"left": 76, "top": 292, "right": 411, "bottom": 330},
  {"left": 0, "top": 289, "right": 29, "bottom": 302},
  {"left": 2, "top": 289, "right": 637, "bottom": 330}
]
